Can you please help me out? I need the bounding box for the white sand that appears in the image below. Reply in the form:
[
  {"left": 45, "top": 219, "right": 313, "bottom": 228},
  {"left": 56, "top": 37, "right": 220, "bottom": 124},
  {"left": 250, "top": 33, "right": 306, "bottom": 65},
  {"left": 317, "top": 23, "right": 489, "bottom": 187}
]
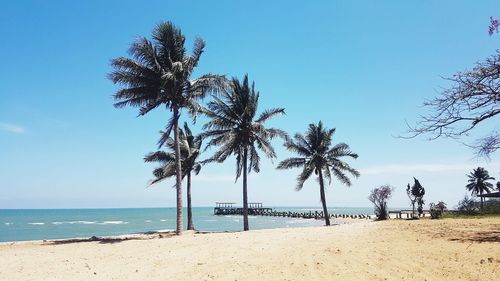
[{"left": 0, "top": 218, "right": 498, "bottom": 280}]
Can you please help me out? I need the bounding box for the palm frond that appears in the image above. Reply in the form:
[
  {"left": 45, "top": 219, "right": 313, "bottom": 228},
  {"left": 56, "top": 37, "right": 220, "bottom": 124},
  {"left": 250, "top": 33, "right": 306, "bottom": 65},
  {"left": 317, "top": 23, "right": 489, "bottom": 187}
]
[
  {"left": 296, "top": 164, "right": 314, "bottom": 191},
  {"left": 249, "top": 145, "right": 261, "bottom": 173},
  {"left": 276, "top": 158, "right": 306, "bottom": 169},
  {"left": 331, "top": 167, "right": 353, "bottom": 186},
  {"left": 255, "top": 108, "right": 286, "bottom": 123},
  {"left": 157, "top": 112, "right": 179, "bottom": 148},
  {"left": 281, "top": 121, "right": 359, "bottom": 191},
  {"left": 144, "top": 151, "right": 175, "bottom": 163},
  {"left": 183, "top": 37, "right": 205, "bottom": 75}
]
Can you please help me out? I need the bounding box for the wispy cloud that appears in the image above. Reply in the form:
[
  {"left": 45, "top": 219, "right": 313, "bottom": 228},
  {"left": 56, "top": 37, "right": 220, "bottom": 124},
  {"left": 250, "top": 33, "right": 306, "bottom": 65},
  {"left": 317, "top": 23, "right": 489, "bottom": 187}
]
[
  {"left": 359, "top": 163, "right": 500, "bottom": 175},
  {"left": 0, "top": 122, "right": 26, "bottom": 134}
]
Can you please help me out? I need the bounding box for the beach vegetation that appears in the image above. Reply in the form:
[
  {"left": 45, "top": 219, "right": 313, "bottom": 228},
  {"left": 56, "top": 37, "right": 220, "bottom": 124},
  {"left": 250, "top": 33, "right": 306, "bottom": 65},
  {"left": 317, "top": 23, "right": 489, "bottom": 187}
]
[
  {"left": 457, "top": 195, "right": 479, "bottom": 215},
  {"left": 277, "top": 121, "right": 359, "bottom": 226},
  {"left": 144, "top": 122, "right": 203, "bottom": 230},
  {"left": 109, "top": 21, "right": 227, "bottom": 234},
  {"left": 466, "top": 167, "right": 495, "bottom": 210},
  {"left": 368, "top": 185, "right": 393, "bottom": 220},
  {"left": 405, "top": 51, "right": 500, "bottom": 158},
  {"left": 429, "top": 201, "right": 447, "bottom": 219},
  {"left": 201, "top": 75, "right": 287, "bottom": 231},
  {"left": 406, "top": 178, "right": 425, "bottom": 218}
]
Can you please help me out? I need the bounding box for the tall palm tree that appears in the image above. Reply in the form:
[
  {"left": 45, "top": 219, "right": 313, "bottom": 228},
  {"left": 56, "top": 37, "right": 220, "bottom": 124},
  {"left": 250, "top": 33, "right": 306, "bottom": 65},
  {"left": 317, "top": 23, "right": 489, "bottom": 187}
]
[
  {"left": 202, "top": 75, "right": 287, "bottom": 231},
  {"left": 108, "top": 21, "right": 226, "bottom": 234},
  {"left": 144, "top": 122, "right": 203, "bottom": 230},
  {"left": 277, "top": 122, "right": 359, "bottom": 226},
  {"left": 466, "top": 167, "right": 495, "bottom": 210}
]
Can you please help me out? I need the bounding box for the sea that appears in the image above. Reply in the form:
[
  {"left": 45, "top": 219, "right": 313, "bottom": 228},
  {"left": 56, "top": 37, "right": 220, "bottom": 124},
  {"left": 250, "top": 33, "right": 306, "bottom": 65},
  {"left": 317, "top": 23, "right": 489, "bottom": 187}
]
[{"left": 0, "top": 207, "right": 375, "bottom": 242}]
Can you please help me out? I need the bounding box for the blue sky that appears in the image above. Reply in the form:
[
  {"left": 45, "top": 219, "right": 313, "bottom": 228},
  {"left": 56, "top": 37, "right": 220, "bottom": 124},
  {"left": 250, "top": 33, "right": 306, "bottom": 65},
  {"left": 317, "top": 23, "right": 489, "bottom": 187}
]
[{"left": 1, "top": 0, "right": 499, "bottom": 209}]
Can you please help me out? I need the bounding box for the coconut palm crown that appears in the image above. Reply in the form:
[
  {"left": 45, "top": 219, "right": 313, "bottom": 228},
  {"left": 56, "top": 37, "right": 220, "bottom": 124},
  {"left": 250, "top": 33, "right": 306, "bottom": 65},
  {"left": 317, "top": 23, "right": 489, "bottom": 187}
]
[
  {"left": 277, "top": 121, "right": 360, "bottom": 226},
  {"left": 466, "top": 167, "right": 495, "bottom": 210},
  {"left": 202, "top": 74, "right": 288, "bottom": 231},
  {"left": 108, "top": 21, "right": 227, "bottom": 234},
  {"left": 144, "top": 122, "right": 202, "bottom": 230}
]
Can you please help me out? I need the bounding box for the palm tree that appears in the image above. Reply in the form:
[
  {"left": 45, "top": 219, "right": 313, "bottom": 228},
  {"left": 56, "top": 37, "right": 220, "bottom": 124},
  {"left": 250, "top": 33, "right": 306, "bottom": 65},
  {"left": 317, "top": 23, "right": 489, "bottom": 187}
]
[
  {"left": 277, "top": 122, "right": 359, "bottom": 226},
  {"left": 144, "top": 123, "right": 203, "bottom": 230},
  {"left": 466, "top": 167, "right": 495, "bottom": 210},
  {"left": 108, "top": 21, "right": 226, "bottom": 234},
  {"left": 202, "top": 75, "right": 287, "bottom": 231}
]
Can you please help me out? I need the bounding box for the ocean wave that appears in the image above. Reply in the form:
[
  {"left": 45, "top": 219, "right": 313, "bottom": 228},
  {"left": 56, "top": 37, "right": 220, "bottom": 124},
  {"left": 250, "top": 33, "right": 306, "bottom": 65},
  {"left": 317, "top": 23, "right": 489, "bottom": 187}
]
[
  {"left": 50, "top": 220, "right": 128, "bottom": 225},
  {"left": 156, "top": 229, "right": 174, "bottom": 232},
  {"left": 160, "top": 219, "right": 168, "bottom": 222},
  {"left": 145, "top": 220, "right": 152, "bottom": 223},
  {"left": 52, "top": 221, "right": 96, "bottom": 225},
  {"left": 4, "top": 222, "right": 13, "bottom": 225},
  {"left": 98, "top": 221, "right": 128, "bottom": 225},
  {"left": 28, "top": 222, "right": 45, "bottom": 225}
]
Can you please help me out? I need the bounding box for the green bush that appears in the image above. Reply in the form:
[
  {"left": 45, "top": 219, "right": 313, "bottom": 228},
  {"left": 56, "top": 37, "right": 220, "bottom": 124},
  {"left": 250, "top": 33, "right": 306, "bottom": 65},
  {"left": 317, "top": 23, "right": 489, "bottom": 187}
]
[
  {"left": 429, "top": 201, "right": 447, "bottom": 219},
  {"left": 457, "top": 195, "right": 479, "bottom": 215}
]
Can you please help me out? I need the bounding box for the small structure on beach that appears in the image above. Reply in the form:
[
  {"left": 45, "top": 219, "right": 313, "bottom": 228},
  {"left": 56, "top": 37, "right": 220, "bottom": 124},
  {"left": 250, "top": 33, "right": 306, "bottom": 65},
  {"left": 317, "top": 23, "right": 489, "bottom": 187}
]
[
  {"left": 477, "top": 191, "right": 500, "bottom": 198},
  {"left": 213, "top": 202, "right": 272, "bottom": 215},
  {"left": 388, "top": 209, "right": 431, "bottom": 219}
]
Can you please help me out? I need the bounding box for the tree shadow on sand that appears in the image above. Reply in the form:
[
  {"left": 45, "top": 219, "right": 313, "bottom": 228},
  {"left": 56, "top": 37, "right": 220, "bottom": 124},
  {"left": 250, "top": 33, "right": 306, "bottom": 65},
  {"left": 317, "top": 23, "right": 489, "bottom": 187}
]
[
  {"left": 43, "top": 231, "right": 177, "bottom": 245},
  {"left": 448, "top": 230, "right": 500, "bottom": 243}
]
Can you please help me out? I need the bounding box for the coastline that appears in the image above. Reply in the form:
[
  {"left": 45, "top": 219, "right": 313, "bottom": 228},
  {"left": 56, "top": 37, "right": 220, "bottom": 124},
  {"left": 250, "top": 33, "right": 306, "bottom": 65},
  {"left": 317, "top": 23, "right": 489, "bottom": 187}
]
[
  {"left": 1, "top": 218, "right": 498, "bottom": 280},
  {"left": 1, "top": 207, "right": 370, "bottom": 243},
  {"left": 0, "top": 217, "right": 356, "bottom": 245}
]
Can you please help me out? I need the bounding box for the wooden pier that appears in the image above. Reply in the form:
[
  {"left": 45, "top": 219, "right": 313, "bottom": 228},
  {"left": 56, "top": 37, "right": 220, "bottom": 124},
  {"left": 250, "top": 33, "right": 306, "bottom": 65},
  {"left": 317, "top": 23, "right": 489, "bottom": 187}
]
[
  {"left": 214, "top": 202, "right": 272, "bottom": 215},
  {"left": 214, "top": 203, "right": 372, "bottom": 220}
]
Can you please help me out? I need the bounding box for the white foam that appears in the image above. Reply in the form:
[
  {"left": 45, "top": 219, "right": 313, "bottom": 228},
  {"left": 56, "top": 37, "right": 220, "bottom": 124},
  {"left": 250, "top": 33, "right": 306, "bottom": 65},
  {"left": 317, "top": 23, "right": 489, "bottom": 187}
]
[
  {"left": 160, "top": 219, "right": 168, "bottom": 222},
  {"left": 145, "top": 220, "right": 152, "bottom": 223},
  {"left": 98, "top": 221, "right": 128, "bottom": 225},
  {"left": 28, "top": 222, "right": 45, "bottom": 225},
  {"left": 4, "top": 222, "right": 13, "bottom": 225},
  {"left": 52, "top": 221, "right": 96, "bottom": 225}
]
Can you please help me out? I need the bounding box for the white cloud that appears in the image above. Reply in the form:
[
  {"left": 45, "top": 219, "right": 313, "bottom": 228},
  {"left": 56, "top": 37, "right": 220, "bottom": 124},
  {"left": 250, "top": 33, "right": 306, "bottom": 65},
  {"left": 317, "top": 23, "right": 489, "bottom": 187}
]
[
  {"left": 0, "top": 122, "right": 26, "bottom": 134},
  {"left": 359, "top": 162, "right": 500, "bottom": 175}
]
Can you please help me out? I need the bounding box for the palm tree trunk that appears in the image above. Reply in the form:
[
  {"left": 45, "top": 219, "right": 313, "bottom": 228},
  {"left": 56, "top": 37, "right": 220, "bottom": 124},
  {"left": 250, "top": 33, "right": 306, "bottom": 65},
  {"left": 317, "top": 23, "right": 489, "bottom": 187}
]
[
  {"left": 318, "top": 169, "right": 330, "bottom": 226},
  {"left": 173, "top": 108, "right": 183, "bottom": 235},
  {"left": 412, "top": 200, "right": 416, "bottom": 218},
  {"left": 187, "top": 172, "right": 194, "bottom": 230},
  {"left": 242, "top": 147, "right": 249, "bottom": 231},
  {"left": 480, "top": 190, "right": 483, "bottom": 211}
]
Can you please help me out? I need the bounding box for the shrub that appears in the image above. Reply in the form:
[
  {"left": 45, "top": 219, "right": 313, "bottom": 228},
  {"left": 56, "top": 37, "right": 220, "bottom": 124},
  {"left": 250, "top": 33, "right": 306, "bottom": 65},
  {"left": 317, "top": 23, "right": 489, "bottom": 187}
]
[
  {"left": 457, "top": 195, "right": 479, "bottom": 215},
  {"left": 429, "top": 202, "right": 446, "bottom": 219},
  {"left": 368, "top": 185, "right": 394, "bottom": 220},
  {"left": 406, "top": 177, "right": 425, "bottom": 218}
]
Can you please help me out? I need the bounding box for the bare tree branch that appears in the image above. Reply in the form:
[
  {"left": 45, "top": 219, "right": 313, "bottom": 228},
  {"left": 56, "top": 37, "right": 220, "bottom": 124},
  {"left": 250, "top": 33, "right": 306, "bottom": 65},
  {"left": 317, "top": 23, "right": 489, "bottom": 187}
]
[{"left": 404, "top": 51, "right": 500, "bottom": 157}]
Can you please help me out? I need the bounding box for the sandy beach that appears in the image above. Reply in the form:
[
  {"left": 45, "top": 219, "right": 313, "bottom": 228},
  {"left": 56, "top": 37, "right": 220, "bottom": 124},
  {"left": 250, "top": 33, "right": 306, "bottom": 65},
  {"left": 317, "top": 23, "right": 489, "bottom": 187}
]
[{"left": 0, "top": 218, "right": 498, "bottom": 281}]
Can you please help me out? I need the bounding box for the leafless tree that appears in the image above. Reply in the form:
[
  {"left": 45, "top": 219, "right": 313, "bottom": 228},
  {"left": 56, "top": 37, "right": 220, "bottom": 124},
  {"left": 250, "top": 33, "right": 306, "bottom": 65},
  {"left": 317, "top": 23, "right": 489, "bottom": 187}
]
[{"left": 406, "top": 51, "right": 500, "bottom": 157}]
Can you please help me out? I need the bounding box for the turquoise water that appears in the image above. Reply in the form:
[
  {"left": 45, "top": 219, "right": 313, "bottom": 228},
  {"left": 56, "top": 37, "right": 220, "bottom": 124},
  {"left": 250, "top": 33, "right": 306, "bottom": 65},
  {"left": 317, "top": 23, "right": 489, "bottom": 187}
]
[{"left": 0, "top": 207, "right": 374, "bottom": 242}]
